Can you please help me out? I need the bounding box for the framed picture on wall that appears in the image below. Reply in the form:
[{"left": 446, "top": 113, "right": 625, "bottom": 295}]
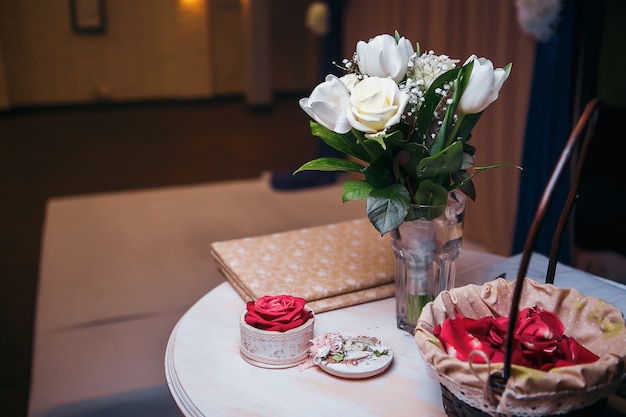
[{"left": 70, "top": 0, "right": 106, "bottom": 33}]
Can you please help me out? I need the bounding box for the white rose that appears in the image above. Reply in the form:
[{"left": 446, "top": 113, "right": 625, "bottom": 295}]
[
  {"left": 315, "top": 345, "right": 330, "bottom": 359},
  {"left": 299, "top": 75, "right": 351, "bottom": 134},
  {"left": 327, "top": 333, "right": 344, "bottom": 353},
  {"left": 346, "top": 76, "right": 409, "bottom": 136},
  {"left": 458, "top": 55, "right": 510, "bottom": 114},
  {"left": 356, "top": 34, "right": 414, "bottom": 83}
]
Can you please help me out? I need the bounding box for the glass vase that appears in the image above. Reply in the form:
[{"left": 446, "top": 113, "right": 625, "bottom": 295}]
[{"left": 390, "top": 190, "right": 466, "bottom": 333}]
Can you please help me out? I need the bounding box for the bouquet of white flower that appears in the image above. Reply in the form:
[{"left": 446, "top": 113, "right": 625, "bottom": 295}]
[{"left": 296, "top": 31, "right": 517, "bottom": 235}]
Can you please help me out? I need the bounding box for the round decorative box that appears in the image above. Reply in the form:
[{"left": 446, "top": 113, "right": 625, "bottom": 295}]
[{"left": 239, "top": 308, "right": 315, "bottom": 369}]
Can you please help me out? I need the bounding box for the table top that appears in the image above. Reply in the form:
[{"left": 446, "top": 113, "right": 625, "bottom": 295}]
[
  {"left": 166, "top": 281, "right": 449, "bottom": 417},
  {"left": 165, "top": 250, "right": 626, "bottom": 417}
]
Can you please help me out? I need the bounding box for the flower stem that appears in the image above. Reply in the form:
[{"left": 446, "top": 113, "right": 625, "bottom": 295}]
[
  {"left": 445, "top": 112, "right": 465, "bottom": 148},
  {"left": 407, "top": 293, "right": 434, "bottom": 325}
]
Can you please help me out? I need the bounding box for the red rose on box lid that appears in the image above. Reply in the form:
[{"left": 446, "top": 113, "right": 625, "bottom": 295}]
[{"left": 245, "top": 295, "right": 313, "bottom": 332}]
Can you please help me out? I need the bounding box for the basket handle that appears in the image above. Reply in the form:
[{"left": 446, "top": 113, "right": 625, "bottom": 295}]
[{"left": 492, "top": 98, "right": 600, "bottom": 388}]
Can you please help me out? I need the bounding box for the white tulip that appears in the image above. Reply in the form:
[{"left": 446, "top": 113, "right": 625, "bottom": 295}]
[
  {"left": 299, "top": 75, "right": 351, "bottom": 134},
  {"left": 356, "top": 34, "right": 414, "bottom": 83},
  {"left": 458, "top": 55, "right": 510, "bottom": 114},
  {"left": 339, "top": 73, "right": 360, "bottom": 92}
]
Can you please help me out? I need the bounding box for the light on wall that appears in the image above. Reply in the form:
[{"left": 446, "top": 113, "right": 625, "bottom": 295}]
[{"left": 179, "top": 0, "right": 204, "bottom": 12}]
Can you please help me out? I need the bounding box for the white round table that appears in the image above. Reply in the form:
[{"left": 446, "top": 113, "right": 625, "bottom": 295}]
[
  {"left": 165, "top": 250, "right": 626, "bottom": 417},
  {"left": 165, "top": 282, "right": 448, "bottom": 417}
]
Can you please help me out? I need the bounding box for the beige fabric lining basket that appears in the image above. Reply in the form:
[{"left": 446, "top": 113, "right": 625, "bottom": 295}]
[{"left": 414, "top": 278, "right": 626, "bottom": 416}]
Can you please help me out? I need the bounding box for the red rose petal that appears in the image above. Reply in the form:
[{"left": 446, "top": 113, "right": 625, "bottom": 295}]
[
  {"left": 244, "top": 295, "right": 312, "bottom": 331},
  {"left": 435, "top": 306, "right": 599, "bottom": 371}
]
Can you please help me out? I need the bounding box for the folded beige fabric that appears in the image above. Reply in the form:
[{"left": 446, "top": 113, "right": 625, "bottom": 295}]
[{"left": 211, "top": 218, "right": 395, "bottom": 312}]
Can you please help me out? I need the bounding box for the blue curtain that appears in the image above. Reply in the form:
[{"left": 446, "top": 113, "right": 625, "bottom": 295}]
[{"left": 512, "top": 0, "right": 577, "bottom": 263}]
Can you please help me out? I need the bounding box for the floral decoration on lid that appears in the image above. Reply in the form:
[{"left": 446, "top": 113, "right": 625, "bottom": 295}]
[
  {"left": 245, "top": 295, "right": 313, "bottom": 332},
  {"left": 307, "top": 332, "right": 390, "bottom": 366},
  {"left": 301, "top": 332, "right": 393, "bottom": 378}
]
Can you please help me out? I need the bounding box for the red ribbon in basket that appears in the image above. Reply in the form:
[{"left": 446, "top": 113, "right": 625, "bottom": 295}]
[{"left": 434, "top": 306, "right": 599, "bottom": 371}]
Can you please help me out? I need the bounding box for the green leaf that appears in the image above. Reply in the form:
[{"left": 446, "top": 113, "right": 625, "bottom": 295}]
[
  {"left": 366, "top": 184, "right": 411, "bottom": 235},
  {"left": 365, "top": 134, "right": 388, "bottom": 150},
  {"left": 474, "top": 161, "right": 522, "bottom": 172},
  {"left": 452, "top": 171, "right": 476, "bottom": 201},
  {"left": 413, "top": 180, "right": 448, "bottom": 205},
  {"left": 342, "top": 180, "right": 373, "bottom": 202},
  {"left": 463, "top": 142, "right": 476, "bottom": 156},
  {"left": 416, "top": 140, "right": 463, "bottom": 179},
  {"left": 310, "top": 122, "right": 371, "bottom": 162},
  {"left": 397, "top": 143, "right": 429, "bottom": 179},
  {"left": 362, "top": 130, "right": 404, "bottom": 155},
  {"left": 410, "top": 180, "right": 448, "bottom": 219},
  {"left": 384, "top": 129, "right": 413, "bottom": 148},
  {"left": 384, "top": 134, "right": 429, "bottom": 182},
  {"left": 352, "top": 129, "right": 386, "bottom": 161},
  {"left": 415, "top": 67, "right": 462, "bottom": 142},
  {"left": 459, "top": 179, "right": 476, "bottom": 200},
  {"left": 431, "top": 62, "right": 472, "bottom": 153},
  {"left": 503, "top": 63, "right": 512, "bottom": 79},
  {"left": 332, "top": 352, "right": 344, "bottom": 362},
  {"left": 294, "top": 157, "right": 365, "bottom": 174},
  {"left": 363, "top": 129, "right": 404, "bottom": 152},
  {"left": 450, "top": 162, "right": 522, "bottom": 201},
  {"left": 364, "top": 154, "right": 395, "bottom": 188},
  {"left": 454, "top": 112, "right": 482, "bottom": 143}
]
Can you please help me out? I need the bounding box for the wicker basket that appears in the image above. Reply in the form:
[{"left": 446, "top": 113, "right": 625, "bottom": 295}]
[
  {"left": 414, "top": 278, "right": 626, "bottom": 417},
  {"left": 439, "top": 383, "right": 607, "bottom": 417}
]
